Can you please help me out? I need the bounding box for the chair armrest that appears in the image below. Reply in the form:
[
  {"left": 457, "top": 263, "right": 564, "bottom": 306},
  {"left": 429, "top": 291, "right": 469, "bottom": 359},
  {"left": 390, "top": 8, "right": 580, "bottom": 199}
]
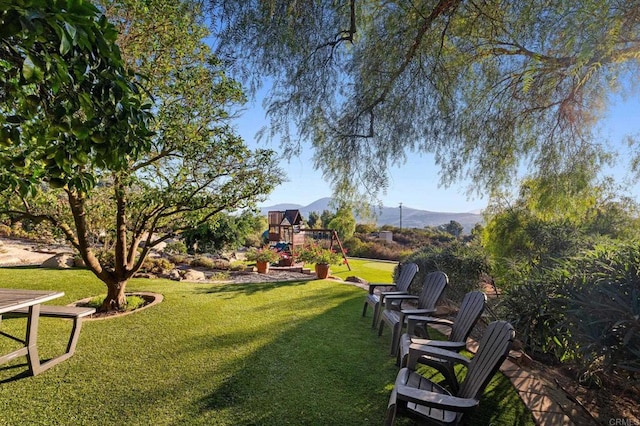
[
  {"left": 409, "top": 338, "right": 467, "bottom": 352},
  {"left": 383, "top": 295, "right": 418, "bottom": 301},
  {"left": 367, "top": 283, "right": 396, "bottom": 295},
  {"left": 406, "top": 315, "right": 453, "bottom": 335},
  {"left": 401, "top": 308, "right": 436, "bottom": 316},
  {"left": 395, "top": 384, "right": 479, "bottom": 413},
  {"left": 380, "top": 290, "right": 409, "bottom": 303},
  {"left": 407, "top": 343, "right": 470, "bottom": 370},
  {"left": 384, "top": 295, "right": 418, "bottom": 309}
]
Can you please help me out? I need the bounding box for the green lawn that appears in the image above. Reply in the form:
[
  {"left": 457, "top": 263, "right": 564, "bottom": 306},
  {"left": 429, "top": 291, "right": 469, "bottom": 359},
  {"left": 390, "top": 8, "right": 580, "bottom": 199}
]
[{"left": 0, "top": 263, "right": 534, "bottom": 425}]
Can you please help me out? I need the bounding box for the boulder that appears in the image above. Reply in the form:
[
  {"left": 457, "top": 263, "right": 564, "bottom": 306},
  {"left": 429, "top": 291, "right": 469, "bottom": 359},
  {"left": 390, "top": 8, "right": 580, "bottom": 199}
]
[
  {"left": 345, "top": 276, "right": 368, "bottom": 284},
  {"left": 182, "top": 269, "right": 206, "bottom": 281},
  {"left": 74, "top": 256, "right": 86, "bottom": 268},
  {"left": 41, "top": 253, "right": 76, "bottom": 269}
]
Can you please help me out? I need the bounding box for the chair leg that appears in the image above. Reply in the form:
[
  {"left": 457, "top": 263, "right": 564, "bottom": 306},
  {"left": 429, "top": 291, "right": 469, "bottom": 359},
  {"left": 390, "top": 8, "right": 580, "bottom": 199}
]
[
  {"left": 362, "top": 301, "right": 368, "bottom": 317},
  {"left": 371, "top": 303, "right": 380, "bottom": 328},
  {"left": 378, "top": 317, "right": 385, "bottom": 336},
  {"left": 390, "top": 322, "right": 402, "bottom": 356}
]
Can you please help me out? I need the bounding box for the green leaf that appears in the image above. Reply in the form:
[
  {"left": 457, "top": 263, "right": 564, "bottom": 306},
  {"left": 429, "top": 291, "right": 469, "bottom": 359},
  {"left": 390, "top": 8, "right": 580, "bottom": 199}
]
[
  {"left": 71, "top": 125, "right": 90, "bottom": 139},
  {"left": 60, "top": 32, "right": 72, "bottom": 55},
  {"left": 22, "top": 56, "right": 43, "bottom": 82},
  {"left": 64, "top": 22, "right": 77, "bottom": 41},
  {"left": 6, "top": 115, "right": 23, "bottom": 124}
]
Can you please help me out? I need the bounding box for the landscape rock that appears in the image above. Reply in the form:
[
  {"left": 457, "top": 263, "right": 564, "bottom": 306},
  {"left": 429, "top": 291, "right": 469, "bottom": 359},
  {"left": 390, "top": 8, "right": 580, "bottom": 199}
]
[
  {"left": 133, "top": 272, "right": 157, "bottom": 279},
  {"left": 74, "top": 256, "right": 86, "bottom": 268},
  {"left": 168, "top": 269, "right": 181, "bottom": 281},
  {"left": 41, "top": 253, "right": 76, "bottom": 269},
  {"left": 182, "top": 269, "right": 206, "bottom": 281},
  {"left": 345, "top": 276, "right": 368, "bottom": 284}
]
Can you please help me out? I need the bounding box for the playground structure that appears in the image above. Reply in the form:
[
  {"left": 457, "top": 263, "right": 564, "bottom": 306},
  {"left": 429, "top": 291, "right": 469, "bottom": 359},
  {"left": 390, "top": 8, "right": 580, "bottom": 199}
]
[{"left": 267, "top": 210, "right": 350, "bottom": 270}]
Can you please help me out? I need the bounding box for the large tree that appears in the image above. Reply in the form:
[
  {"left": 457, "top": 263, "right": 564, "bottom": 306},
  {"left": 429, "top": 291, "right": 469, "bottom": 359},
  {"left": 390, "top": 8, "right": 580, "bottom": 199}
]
[
  {"left": 212, "top": 0, "right": 640, "bottom": 201},
  {"left": 1, "top": 0, "right": 282, "bottom": 310}
]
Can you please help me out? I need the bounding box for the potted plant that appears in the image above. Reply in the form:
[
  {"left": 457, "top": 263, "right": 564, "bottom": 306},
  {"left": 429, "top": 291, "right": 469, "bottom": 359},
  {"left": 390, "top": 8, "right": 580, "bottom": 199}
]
[
  {"left": 297, "top": 242, "right": 343, "bottom": 279},
  {"left": 246, "top": 246, "right": 281, "bottom": 274},
  {"left": 277, "top": 250, "right": 296, "bottom": 267}
]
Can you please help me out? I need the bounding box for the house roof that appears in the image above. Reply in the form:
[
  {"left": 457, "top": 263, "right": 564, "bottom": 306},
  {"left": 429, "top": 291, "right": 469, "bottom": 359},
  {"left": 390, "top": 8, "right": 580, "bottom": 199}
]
[{"left": 282, "top": 209, "right": 302, "bottom": 225}]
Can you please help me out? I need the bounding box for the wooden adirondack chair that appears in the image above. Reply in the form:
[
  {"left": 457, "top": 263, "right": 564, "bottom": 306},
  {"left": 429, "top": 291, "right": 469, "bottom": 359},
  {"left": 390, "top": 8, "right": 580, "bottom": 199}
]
[
  {"left": 378, "top": 271, "right": 448, "bottom": 356},
  {"left": 362, "top": 263, "right": 418, "bottom": 328},
  {"left": 397, "top": 291, "right": 487, "bottom": 373},
  {"left": 385, "top": 321, "right": 515, "bottom": 426}
]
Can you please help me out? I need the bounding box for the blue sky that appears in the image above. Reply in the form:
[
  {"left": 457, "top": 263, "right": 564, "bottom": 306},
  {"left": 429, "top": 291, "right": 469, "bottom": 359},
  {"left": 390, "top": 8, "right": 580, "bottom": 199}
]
[{"left": 232, "top": 92, "right": 640, "bottom": 213}]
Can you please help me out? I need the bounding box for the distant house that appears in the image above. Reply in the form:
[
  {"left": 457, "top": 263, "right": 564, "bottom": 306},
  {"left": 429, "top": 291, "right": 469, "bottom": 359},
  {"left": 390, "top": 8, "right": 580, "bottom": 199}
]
[{"left": 267, "top": 210, "right": 304, "bottom": 247}]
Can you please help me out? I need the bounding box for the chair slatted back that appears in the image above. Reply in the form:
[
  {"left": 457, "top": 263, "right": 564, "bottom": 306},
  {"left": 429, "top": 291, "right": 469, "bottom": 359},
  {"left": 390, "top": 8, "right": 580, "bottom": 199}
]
[
  {"left": 448, "top": 291, "right": 487, "bottom": 343},
  {"left": 458, "top": 321, "right": 515, "bottom": 400},
  {"left": 395, "top": 263, "right": 419, "bottom": 293},
  {"left": 417, "top": 271, "right": 448, "bottom": 309}
]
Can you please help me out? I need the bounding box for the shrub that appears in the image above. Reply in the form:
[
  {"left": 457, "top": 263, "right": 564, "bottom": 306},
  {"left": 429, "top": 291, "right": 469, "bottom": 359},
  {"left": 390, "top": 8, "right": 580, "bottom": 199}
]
[
  {"left": 245, "top": 246, "right": 281, "bottom": 263},
  {"left": 229, "top": 260, "right": 247, "bottom": 271},
  {"left": 403, "top": 241, "right": 490, "bottom": 301},
  {"left": 499, "top": 273, "right": 569, "bottom": 364},
  {"left": 501, "top": 240, "right": 640, "bottom": 383},
  {"left": 167, "top": 254, "right": 189, "bottom": 265},
  {"left": 209, "top": 271, "right": 231, "bottom": 281},
  {"left": 140, "top": 257, "right": 175, "bottom": 274},
  {"left": 0, "top": 224, "right": 10, "bottom": 236},
  {"left": 165, "top": 241, "right": 187, "bottom": 255},
  {"left": 190, "top": 256, "right": 217, "bottom": 269},
  {"left": 558, "top": 242, "right": 640, "bottom": 380},
  {"left": 343, "top": 238, "right": 405, "bottom": 260},
  {"left": 297, "top": 242, "right": 342, "bottom": 265}
]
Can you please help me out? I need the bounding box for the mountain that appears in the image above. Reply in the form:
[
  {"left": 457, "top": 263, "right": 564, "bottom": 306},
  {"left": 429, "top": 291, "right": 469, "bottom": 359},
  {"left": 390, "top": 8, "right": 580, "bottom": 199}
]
[{"left": 260, "top": 197, "right": 482, "bottom": 233}]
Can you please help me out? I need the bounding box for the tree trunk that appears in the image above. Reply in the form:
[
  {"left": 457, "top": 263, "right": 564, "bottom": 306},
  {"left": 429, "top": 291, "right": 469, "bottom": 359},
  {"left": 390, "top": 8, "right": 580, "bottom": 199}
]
[{"left": 101, "top": 280, "right": 127, "bottom": 312}]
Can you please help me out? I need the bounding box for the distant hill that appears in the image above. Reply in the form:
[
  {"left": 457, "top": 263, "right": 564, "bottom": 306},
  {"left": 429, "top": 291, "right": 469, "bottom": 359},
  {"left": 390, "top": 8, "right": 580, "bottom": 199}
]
[{"left": 260, "top": 197, "right": 483, "bottom": 233}]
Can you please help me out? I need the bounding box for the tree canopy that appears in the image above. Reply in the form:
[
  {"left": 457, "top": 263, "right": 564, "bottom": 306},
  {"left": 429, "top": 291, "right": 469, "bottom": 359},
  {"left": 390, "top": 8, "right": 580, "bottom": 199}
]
[
  {"left": 212, "top": 0, "right": 640, "bottom": 202},
  {"left": 0, "top": 0, "right": 153, "bottom": 194},
  {"left": 1, "top": 0, "right": 282, "bottom": 310}
]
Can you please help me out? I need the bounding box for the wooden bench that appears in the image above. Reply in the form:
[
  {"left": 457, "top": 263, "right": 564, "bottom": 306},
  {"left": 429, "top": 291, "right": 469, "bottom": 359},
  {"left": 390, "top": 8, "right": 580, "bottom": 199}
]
[{"left": 4, "top": 305, "right": 95, "bottom": 372}]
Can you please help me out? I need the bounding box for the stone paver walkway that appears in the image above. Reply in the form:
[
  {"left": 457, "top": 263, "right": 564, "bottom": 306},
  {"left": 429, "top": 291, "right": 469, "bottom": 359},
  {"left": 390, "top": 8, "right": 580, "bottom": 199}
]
[{"left": 428, "top": 321, "right": 596, "bottom": 426}]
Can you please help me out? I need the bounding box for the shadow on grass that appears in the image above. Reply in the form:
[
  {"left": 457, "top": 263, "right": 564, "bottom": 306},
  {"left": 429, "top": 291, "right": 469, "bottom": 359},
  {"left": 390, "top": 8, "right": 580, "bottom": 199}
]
[
  {"left": 176, "top": 288, "right": 535, "bottom": 425},
  {"left": 195, "top": 279, "right": 325, "bottom": 298},
  {"left": 0, "top": 363, "right": 30, "bottom": 383}
]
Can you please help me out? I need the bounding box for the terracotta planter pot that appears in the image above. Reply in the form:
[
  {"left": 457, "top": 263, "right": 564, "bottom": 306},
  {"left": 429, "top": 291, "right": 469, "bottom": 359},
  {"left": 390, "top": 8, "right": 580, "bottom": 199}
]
[
  {"left": 256, "top": 261, "right": 270, "bottom": 274},
  {"left": 315, "top": 263, "right": 330, "bottom": 279}
]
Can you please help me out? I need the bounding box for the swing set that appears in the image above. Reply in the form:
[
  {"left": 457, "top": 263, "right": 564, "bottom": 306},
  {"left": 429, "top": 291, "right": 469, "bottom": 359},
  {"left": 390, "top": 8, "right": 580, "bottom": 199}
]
[{"left": 267, "top": 210, "right": 351, "bottom": 271}]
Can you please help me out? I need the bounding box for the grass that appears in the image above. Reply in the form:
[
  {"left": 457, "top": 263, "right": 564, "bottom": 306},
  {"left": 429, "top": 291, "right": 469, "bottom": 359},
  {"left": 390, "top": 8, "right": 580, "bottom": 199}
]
[
  {"left": 84, "top": 294, "right": 147, "bottom": 311},
  {"left": 0, "top": 264, "right": 534, "bottom": 425}
]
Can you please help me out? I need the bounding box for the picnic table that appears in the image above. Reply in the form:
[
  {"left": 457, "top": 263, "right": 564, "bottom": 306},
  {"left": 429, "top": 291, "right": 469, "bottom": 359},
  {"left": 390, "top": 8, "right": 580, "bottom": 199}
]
[{"left": 0, "top": 288, "right": 94, "bottom": 376}]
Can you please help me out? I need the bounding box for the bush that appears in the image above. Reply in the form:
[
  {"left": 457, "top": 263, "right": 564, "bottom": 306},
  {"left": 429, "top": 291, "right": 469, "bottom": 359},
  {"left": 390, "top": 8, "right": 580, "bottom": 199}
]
[
  {"left": 167, "top": 254, "right": 189, "bottom": 265},
  {"left": 297, "top": 242, "right": 342, "bottom": 265},
  {"left": 140, "top": 257, "right": 175, "bottom": 274},
  {"left": 499, "top": 274, "right": 568, "bottom": 364},
  {"left": 245, "top": 246, "right": 281, "bottom": 263},
  {"left": 190, "top": 256, "right": 216, "bottom": 269},
  {"left": 165, "top": 241, "right": 187, "bottom": 255},
  {"left": 403, "top": 241, "right": 490, "bottom": 301},
  {"left": 558, "top": 242, "right": 640, "bottom": 380},
  {"left": 343, "top": 238, "right": 405, "bottom": 260},
  {"left": 0, "top": 224, "right": 10, "bottom": 236},
  {"left": 501, "top": 240, "right": 640, "bottom": 383},
  {"left": 190, "top": 256, "right": 230, "bottom": 270}
]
